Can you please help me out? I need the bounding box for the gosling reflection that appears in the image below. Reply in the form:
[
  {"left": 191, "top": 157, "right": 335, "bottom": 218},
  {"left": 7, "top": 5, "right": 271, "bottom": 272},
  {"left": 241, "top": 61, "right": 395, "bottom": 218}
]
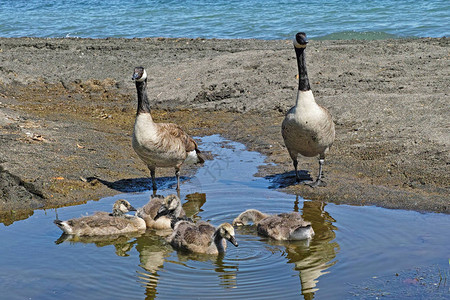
[
  {"left": 135, "top": 192, "right": 238, "bottom": 297},
  {"left": 135, "top": 231, "right": 173, "bottom": 299},
  {"left": 55, "top": 232, "right": 140, "bottom": 257},
  {"left": 175, "top": 252, "right": 238, "bottom": 290}
]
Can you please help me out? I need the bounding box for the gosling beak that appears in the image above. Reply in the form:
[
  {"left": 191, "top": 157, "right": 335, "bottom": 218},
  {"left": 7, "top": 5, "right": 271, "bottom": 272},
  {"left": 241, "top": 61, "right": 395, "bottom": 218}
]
[
  {"left": 229, "top": 236, "right": 238, "bottom": 247},
  {"left": 128, "top": 205, "right": 137, "bottom": 212}
]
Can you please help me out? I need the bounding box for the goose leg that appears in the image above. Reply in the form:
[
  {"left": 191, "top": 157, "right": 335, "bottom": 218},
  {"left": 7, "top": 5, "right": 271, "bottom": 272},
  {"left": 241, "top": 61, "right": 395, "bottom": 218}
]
[
  {"left": 149, "top": 167, "right": 157, "bottom": 191},
  {"left": 293, "top": 158, "right": 301, "bottom": 182},
  {"left": 175, "top": 168, "right": 181, "bottom": 191},
  {"left": 307, "top": 158, "right": 327, "bottom": 188}
]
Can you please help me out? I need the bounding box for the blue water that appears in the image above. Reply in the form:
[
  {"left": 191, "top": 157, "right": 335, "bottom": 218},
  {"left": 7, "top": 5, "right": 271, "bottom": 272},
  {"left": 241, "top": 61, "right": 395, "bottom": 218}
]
[
  {"left": 1, "top": 135, "right": 449, "bottom": 299},
  {"left": 0, "top": 0, "right": 448, "bottom": 40}
]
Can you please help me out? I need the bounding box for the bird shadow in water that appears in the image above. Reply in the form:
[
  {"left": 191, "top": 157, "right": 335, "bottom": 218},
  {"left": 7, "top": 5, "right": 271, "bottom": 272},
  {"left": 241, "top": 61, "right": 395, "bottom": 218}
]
[
  {"left": 86, "top": 176, "right": 191, "bottom": 193},
  {"left": 264, "top": 170, "right": 312, "bottom": 189}
]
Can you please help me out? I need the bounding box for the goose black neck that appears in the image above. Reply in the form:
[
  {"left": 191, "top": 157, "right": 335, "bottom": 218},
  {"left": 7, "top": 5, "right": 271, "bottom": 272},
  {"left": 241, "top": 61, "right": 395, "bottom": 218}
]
[
  {"left": 295, "top": 47, "right": 311, "bottom": 91},
  {"left": 135, "top": 79, "right": 151, "bottom": 115}
]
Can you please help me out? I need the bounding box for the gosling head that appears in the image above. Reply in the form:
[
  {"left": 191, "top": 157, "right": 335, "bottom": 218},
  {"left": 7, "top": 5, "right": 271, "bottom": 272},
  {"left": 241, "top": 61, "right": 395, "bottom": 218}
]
[
  {"left": 232, "top": 215, "right": 249, "bottom": 226},
  {"left": 293, "top": 32, "right": 308, "bottom": 49},
  {"left": 232, "top": 209, "right": 265, "bottom": 226},
  {"left": 112, "top": 199, "right": 136, "bottom": 216},
  {"left": 132, "top": 66, "right": 147, "bottom": 82},
  {"left": 217, "top": 223, "right": 238, "bottom": 247},
  {"left": 154, "top": 194, "right": 181, "bottom": 220}
]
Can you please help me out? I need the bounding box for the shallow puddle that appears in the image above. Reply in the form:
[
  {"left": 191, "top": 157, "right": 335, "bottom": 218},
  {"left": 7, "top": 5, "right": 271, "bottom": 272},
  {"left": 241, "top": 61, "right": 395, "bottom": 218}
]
[{"left": 1, "top": 135, "right": 449, "bottom": 299}]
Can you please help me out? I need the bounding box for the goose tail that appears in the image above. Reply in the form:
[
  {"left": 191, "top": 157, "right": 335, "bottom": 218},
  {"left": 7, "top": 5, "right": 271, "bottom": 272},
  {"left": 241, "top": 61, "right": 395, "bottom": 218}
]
[
  {"left": 195, "top": 149, "right": 206, "bottom": 164},
  {"left": 185, "top": 148, "right": 206, "bottom": 165}
]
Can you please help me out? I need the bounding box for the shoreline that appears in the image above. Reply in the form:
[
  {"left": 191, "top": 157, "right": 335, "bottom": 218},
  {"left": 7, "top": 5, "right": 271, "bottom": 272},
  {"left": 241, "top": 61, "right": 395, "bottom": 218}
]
[{"left": 0, "top": 36, "right": 448, "bottom": 224}]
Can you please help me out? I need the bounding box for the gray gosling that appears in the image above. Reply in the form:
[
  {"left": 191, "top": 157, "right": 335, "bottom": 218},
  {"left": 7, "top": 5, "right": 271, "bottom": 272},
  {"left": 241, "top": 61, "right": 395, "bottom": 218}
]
[
  {"left": 54, "top": 199, "right": 146, "bottom": 236},
  {"left": 167, "top": 221, "right": 238, "bottom": 255},
  {"left": 136, "top": 194, "right": 186, "bottom": 230},
  {"left": 281, "top": 32, "right": 335, "bottom": 187},
  {"left": 132, "top": 66, "right": 205, "bottom": 191},
  {"left": 233, "top": 209, "right": 314, "bottom": 241}
]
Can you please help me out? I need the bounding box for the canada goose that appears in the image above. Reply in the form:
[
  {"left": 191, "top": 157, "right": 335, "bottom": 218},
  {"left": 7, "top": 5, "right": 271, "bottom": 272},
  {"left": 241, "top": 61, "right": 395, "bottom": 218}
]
[
  {"left": 167, "top": 221, "right": 238, "bottom": 255},
  {"left": 281, "top": 32, "right": 335, "bottom": 187},
  {"left": 132, "top": 66, "right": 205, "bottom": 191},
  {"left": 136, "top": 194, "right": 186, "bottom": 230},
  {"left": 54, "top": 199, "right": 146, "bottom": 236},
  {"left": 233, "top": 209, "right": 314, "bottom": 241}
]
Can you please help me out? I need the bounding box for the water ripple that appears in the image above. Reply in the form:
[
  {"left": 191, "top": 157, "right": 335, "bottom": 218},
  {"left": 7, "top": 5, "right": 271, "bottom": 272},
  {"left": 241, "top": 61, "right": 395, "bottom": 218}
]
[{"left": 0, "top": 0, "right": 448, "bottom": 39}]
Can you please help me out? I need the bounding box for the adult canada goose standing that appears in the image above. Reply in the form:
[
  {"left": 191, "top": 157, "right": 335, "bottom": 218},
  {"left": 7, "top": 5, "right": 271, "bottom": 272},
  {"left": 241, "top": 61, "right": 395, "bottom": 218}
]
[
  {"left": 54, "top": 199, "right": 146, "bottom": 236},
  {"left": 136, "top": 194, "right": 187, "bottom": 230},
  {"left": 233, "top": 209, "right": 314, "bottom": 241},
  {"left": 281, "top": 32, "right": 335, "bottom": 187},
  {"left": 132, "top": 66, "right": 205, "bottom": 191},
  {"left": 167, "top": 220, "right": 238, "bottom": 255}
]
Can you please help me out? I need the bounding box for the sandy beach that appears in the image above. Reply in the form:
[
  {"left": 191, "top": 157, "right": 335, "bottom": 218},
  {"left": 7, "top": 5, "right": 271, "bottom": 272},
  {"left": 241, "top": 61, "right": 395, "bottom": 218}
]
[{"left": 0, "top": 37, "right": 448, "bottom": 224}]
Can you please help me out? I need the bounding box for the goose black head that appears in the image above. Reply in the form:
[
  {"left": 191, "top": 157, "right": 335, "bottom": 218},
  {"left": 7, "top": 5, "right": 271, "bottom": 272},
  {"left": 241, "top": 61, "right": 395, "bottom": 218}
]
[
  {"left": 132, "top": 66, "right": 147, "bottom": 82},
  {"left": 294, "top": 32, "right": 308, "bottom": 48}
]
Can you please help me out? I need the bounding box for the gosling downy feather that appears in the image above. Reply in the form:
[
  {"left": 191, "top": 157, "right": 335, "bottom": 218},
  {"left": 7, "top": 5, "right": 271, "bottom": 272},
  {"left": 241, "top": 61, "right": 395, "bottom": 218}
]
[
  {"left": 233, "top": 209, "right": 314, "bottom": 241},
  {"left": 136, "top": 194, "right": 186, "bottom": 230},
  {"left": 167, "top": 221, "right": 238, "bottom": 255},
  {"left": 54, "top": 199, "right": 146, "bottom": 236},
  {"left": 281, "top": 32, "right": 335, "bottom": 187},
  {"left": 132, "top": 67, "right": 205, "bottom": 191}
]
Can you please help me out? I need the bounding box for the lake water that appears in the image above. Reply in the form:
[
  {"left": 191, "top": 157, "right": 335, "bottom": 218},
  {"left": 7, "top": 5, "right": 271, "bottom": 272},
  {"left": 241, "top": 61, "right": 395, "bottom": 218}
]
[
  {"left": 0, "top": 0, "right": 448, "bottom": 39},
  {"left": 0, "top": 135, "right": 449, "bottom": 299}
]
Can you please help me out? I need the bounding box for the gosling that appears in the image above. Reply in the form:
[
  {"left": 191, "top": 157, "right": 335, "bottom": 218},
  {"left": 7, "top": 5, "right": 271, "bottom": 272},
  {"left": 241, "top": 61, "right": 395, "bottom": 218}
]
[
  {"left": 132, "top": 66, "right": 205, "bottom": 192},
  {"left": 167, "top": 221, "right": 238, "bottom": 255},
  {"left": 54, "top": 199, "right": 146, "bottom": 236},
  {"left": 281, "top": 32, "right": 335, "bottom": 187},
  {"left": 136, "top": 194, "right": 186, "bottom": 230},
  {"left": 233, "top": 209, "right": 314, "bottom": 241}
]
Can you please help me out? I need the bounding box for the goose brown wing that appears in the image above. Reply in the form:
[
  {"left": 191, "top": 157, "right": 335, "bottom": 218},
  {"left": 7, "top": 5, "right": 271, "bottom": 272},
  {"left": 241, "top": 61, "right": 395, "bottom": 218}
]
[{"left": 159, "top": 123, "right": 204, "bottom": 161}]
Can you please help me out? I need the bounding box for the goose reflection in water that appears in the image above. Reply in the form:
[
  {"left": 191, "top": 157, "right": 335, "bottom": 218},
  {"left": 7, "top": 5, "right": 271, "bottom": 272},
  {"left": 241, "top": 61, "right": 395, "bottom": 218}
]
[
  {"left": 289, "top": 197, "right": 338, "bottom": 299},
  {"left": 234, "top": 196, "right": 338, "bottom": 300}
]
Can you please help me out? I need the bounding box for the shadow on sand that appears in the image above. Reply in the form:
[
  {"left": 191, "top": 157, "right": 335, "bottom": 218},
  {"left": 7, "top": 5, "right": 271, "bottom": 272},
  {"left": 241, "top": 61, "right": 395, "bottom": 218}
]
[
  {"left": 264, "top": 170, "right": 312, "bottom": 189},
  {"left": 86, "top": 176, "right": 194, "bottom": 193}
]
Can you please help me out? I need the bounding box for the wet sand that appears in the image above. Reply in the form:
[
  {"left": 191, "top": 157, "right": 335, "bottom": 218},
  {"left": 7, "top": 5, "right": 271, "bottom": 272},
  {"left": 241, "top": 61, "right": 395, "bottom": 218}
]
[{"left": 0, "top": 37, "right": 448, "bottom": 223}]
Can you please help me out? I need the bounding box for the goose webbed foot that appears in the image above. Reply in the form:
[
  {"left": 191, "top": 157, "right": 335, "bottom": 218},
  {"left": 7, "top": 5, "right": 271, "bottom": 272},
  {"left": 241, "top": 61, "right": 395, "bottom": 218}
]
[{"left": 306, "top": 178, "right": 327, "bottom": 188}]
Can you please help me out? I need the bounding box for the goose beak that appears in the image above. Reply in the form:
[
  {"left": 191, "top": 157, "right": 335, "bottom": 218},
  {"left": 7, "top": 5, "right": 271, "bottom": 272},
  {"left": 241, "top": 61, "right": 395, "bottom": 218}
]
[
  {"left": 128, "top": 205, "right": 137, "bottom": 212},
  {"left": 132, "top": 73, "right": 139, "bottom": 81},
  {"left": 229, "top": 236, "right": 238, "bottom": 247}
]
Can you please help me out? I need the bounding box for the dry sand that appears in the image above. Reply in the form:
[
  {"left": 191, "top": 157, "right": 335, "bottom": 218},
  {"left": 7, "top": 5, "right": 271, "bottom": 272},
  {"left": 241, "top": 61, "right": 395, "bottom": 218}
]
[{"left": 0, "top": 37, "right": 448, "bottom": 224}]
